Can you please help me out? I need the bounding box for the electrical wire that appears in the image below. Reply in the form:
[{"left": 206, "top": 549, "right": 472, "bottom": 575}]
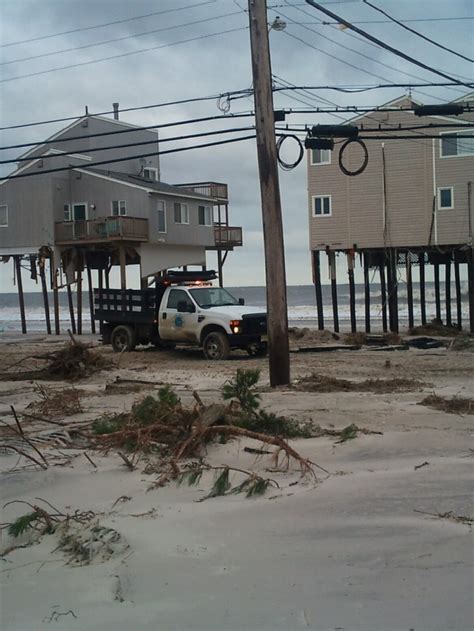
[
  {"left": 276, "top": 134, "right": 305, "bottom": 170},
  {"left": 0, "top": 127, "right": 257, "bottom": 166},
  {"left": 280, "top": 2, "right": 471, "bottom": 90},
  {"left": 0, "top": 113, "right": 255, "bottom": 153},
  {"left": 2, "top": 82, "right": 467, "bottom": 132},
  {"left": 294, "top": 17, "right": 474, "bottom": 26},
  {"left": 0, "top": 0, "right": 220, "bottom": 48},
  {"left": 1, "top": 135, "right": 257, "bottom": 181},
  {"left": 303, "top": 0, "right": 469, "bottom": 85},
  {"left": 1, "top": 10, "right": 243, "bottom": 67},
  {"left": 338, "top": 138, "right": 369, "bottom": 175},
  {"left": 0, "top": 26, "right": 249, "bottom": 84},
  {"left": 362, "top": 0, "right": 473, "bottom": 64}
]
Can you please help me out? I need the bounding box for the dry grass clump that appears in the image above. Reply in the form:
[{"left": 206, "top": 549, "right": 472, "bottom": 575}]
[
  {"left": 409, "top": 320, "right": 463, "bottom": 337},
  {"left": 418, "top": 393, "right": 474, "bottom": 415},
  {"left": 288, "top": 327, "right": 338, "bottom": 343},
  {"left": 26, "top": 384, "right": 83, "bottom": 418},
  {"left": 293, "top": 373, "right": 424, "bottom": 394}
]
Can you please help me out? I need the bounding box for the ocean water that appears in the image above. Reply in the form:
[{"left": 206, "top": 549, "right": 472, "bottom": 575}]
[{"left": 0, "top": 282, "right": 469, "bottom": 333}]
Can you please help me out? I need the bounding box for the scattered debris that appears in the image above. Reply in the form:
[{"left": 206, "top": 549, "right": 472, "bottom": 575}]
[
  {"left": 414, "top": 509, "right": 473, "bottom": 528},
  {"left": 26, "top": 384, "right": 83, "bottom": 418},
  {"left": 409, "top": 320, "right": 464, "bottom": 337},
  {"left": 344, "top": 332, "right": 402, "bottom": 346},
  {"left": 292, "top": 373, "right": 425, "bottom": 394},
  {"left": 414, "top": 461, "right": 430, "bottom": 471},
  {"left": 418, "top": 394, "right": 474, "bottom": 415},
  {"left": 406, "top": 337, "right": 445, "bottom": 350},
  {"left": 0, "top": 336, "right": 106, "bottom": 382},
  {"left": 42, "top": 609, "right": 77, "bottom": 624}
]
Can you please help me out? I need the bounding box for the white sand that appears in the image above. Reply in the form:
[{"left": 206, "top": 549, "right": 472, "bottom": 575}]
[{"left": 0, "top": 336, "right": 473, "bottom": 630}]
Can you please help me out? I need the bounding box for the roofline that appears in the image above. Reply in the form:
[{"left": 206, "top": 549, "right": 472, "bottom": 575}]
[
  {"left": 451, "top": 91, "right": 474, "bottom": 103},
  {"left": 18, "top": 115, "right": 159, "bottom": 161},
  {"left": 345, "top": 94, "right": 422, "bottom": 125},
  {"left": 74, "top": 168, "right": 218, "bottom": 200}
]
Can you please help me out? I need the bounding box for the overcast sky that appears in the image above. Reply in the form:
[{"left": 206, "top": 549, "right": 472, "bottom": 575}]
[{"left": 0, "top": 0, "right": 472, "bottom": 292}]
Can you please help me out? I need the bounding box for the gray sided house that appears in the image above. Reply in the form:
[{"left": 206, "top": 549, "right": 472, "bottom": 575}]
[
  {"left": 0, "top": 111, "right": 242, "bottom": 333},
  {"left": 306, "top": 94, "right": 474, "bottom": 334}
]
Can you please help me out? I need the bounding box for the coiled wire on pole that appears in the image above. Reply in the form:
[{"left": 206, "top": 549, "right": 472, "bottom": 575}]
[
  {"left": 276, "top": 134, "right": 305, "bottom": 171},
  {"left": 338, "top": 138, "right": 369, "bottom": 176}
]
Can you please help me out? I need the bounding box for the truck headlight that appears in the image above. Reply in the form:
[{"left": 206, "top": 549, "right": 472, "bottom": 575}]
[{"left": 230, "top": 320, "right": 241, "bottom": 334}]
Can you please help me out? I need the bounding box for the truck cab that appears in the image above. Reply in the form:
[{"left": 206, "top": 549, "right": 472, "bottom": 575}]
[{"left": 94, "top": 271, "right": 267, "bottom": 360}]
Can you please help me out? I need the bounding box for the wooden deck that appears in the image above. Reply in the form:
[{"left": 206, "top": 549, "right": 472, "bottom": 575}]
[{"left": 55, "top": 217, "right": 148, "bottom": 244}]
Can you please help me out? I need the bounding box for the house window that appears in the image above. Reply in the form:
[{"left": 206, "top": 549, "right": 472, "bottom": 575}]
[
  {"left": 198, "top": 205, "right": 212, "bottom": 226},
  {"left": 438, "top": 187, "right": 454, "bottom": 210},
  {"left": 157, "top": 200, "right": 166, "bottom": 233},
  {"left": 0, "top": 205, "right": 8, "bottom": 227},
  {"left": 174, "top": 202, "right": 189, "bottom": 224},
  {"left": 311, "top": 149, "right": 331, "bottom": 165},
  {"left": 143, "top": 167, "right": 158, "bottom": 181},
  {"left": 440, "top": 132, "right": 474, "bottom": 157},
  {"left": 63, "top": 203, "right": 71, "bottom": 221},
  {"left": 312, "top": 195, "right": 332, "bottom": 217},
  {"left": 111, "top": 200, "right": 126, "bottom": 216}
]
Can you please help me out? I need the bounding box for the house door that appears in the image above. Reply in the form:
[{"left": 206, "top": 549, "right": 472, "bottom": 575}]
[{"left": 72, "top": 203, "right": 87, "bottom": 237}]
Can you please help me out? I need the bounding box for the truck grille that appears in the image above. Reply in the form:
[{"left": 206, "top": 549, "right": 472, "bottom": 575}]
[{"left": 241, "top": 313, "right": 267, "bottom": 335}]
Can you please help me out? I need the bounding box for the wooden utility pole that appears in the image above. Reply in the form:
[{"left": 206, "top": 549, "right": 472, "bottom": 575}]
[{"left": 248, "top": 0, "right": 290, "bottom": 387}]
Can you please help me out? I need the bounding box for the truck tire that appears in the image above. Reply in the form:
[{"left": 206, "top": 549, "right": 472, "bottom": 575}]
[
  {"left": 202, "top": 331, "right": 230, "bottom": 360},
  {"left": 111, "top": 325, "right": 136, "bottom": 353}
]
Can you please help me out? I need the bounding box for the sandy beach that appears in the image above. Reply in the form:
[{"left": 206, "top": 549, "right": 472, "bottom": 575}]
[{"left": 0, "top": 332, "right": 473, "bottom": 631}]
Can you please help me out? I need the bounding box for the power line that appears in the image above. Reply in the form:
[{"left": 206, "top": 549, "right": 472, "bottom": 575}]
[
  {"left": 303, "top": 0, "right": 468, "bottom": 85},
  {"left": 295, "top": 17, "right": 474, "bottom": 25},
  {"left": 0, "top": 26, "right": 249, "bottom": 83},
  {"left": 2, "top": 82, "right": 468, "bottom": 132},
  {"left": 0, "top": 126, "right": 256, "bottom": 166},
  {"left": 0, "top": 113, "right": 255, "bottom": 152},
  {"left": 1, "top": 10, "right": 243, "bottom": 67},
  {"left": 1, "top": 103, "right": 472, "bottom": 154},
  {"left": 362, "top": 0, "right": 473, "bottom": 64},
  {"left": 279, "top": 2, "right": 471, "bottom": 91},
  {"left": 272, "top": 74, "right": 348, "bottom": 121},
  {"left": 0, "top": 135, "right": 256, "bottom": 181},
  {"left": 0, "top": 0, "right": 220, "bottom": 48}
]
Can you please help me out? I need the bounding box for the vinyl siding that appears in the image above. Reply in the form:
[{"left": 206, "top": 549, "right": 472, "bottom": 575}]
[{"left": 308, "top": 100, "right": 473, "bottom": 250}]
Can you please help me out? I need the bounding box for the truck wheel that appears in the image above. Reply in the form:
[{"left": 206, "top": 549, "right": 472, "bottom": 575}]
[
  {"left": 111, "top": 325, "right": 136, "bottom": 353},
  {"left": 203, "top": 331, "right": 230, "bottom": 360},
  {"left": 246, "top": 343, "right": 267, "bottom": 357}
]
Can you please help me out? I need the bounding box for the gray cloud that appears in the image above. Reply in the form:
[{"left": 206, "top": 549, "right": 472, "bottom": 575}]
[{"left": 1, "top": 0, "right": 472, "bottom": 291}]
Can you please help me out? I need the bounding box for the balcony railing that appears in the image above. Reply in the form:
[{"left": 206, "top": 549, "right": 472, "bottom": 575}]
[
  {"left": 174, "top": 181, "right": 229, "bottom": 201},
  {"left": 213, "top": 225, "right": 243, "bottom": 249},
  {"left": 55, "top": 216, "right": 149, "bottom": 244}
]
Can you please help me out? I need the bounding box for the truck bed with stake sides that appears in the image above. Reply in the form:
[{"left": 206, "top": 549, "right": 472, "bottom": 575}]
[{"left": 94, "top": 271, "right": 267, "bottom": 360}]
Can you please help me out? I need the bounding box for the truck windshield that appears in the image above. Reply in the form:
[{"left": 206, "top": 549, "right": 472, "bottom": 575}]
[{"left": 189, "top": 287, "right": 239, "bottom": 309}]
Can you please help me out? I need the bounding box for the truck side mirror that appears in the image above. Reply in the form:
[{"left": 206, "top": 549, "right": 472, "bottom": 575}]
[
  {"left": 177, "top": 300, "right": 195, "bottom": 313},
  {"left": 238, "top": 298, "right": 245, "bottom": 305}
]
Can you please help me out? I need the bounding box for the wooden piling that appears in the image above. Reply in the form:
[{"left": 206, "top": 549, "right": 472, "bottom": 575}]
[
  {"left": 434, "top": 262, "right": 441, "bottom": 322},
  {"left": 14, "top": 256, "right": 27, "bottom": 334},
  {"left": 387, "top": 249, "right": 399, "bottom": 333},
  {"left": 467, "top": 248, "right": 474, "bottom": 334},
  {"left": 329, "top": 251, "right": 339, "bottom": 333},
  {"left": 379, "top": 262, "right": 388, "bottom": 333},
  {"left": 77, "top": 268, "right": 83, "bottom": 335},
  {"left": 86, "top": 263, "right": 96, "bottom": 334},
  {"left": 51, "top": 255, "right": 60, "bottom": 335},
  {"left": 419, "top": 252, "right": 427, "bottom": 325},
  {"left": 347, "top": 251, "right": 356, "bottom": 333},
  {"left": 312, "top": 250, "right": 324, "bottom": 330},
  {"left": 217, "top": 249, "right": 223, "bottom": 288},
  {"left": 66, "top": 283, "right": 76, "bottom": 335},
  {"left": 363, "top": 253, "right": 370, "bottom": 333},
  {"left": 406, "top": 253, "right": 414, "bottom": 331},
  {"left": 454, "top": 259, "right": 462, "bottom": 330},
  {"left": 39, "top": 258, "right": 51, "bottom": 335},
  {"left": 445, "top": 259, "right": 452, "bottom": 327},
  {"left": 119, "top": 244, "right": 127, "bottom": 311}
]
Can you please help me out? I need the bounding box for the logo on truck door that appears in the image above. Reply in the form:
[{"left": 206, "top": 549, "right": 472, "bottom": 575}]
[{"left": 174, "top": 315, "right": 184, "bottom": 327}]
